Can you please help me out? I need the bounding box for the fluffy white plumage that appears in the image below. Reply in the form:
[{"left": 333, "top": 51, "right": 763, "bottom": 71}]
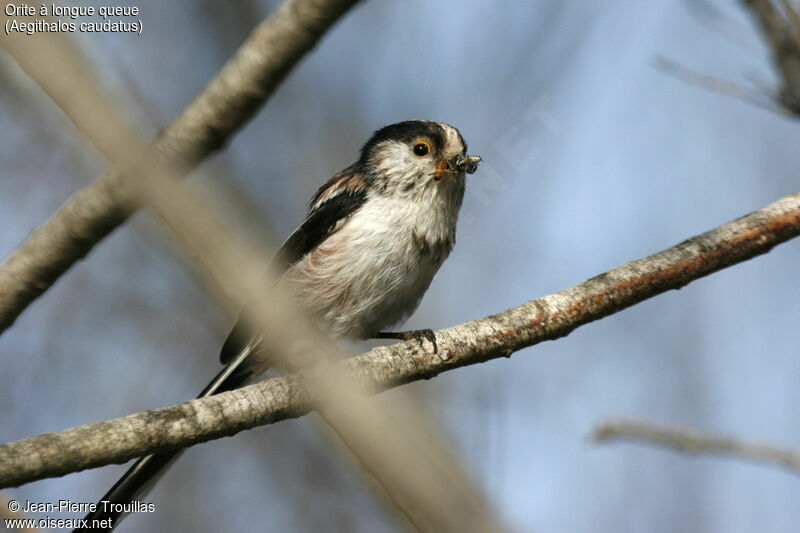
[{"left": 279, "top": 121, "right": 469, "bottom": 338}]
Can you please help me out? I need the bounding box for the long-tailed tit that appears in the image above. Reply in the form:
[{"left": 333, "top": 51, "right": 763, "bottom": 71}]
[{"left": 79, "top": 120, "right": 481, "bottom": 531}]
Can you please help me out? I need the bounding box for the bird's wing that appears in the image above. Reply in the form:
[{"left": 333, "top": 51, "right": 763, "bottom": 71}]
[
  {"left": 270, "top": 165, "right": 370, "bottom": 275},
  {"left": 219, "top": 166, "right": 369, "bottom": 364}
]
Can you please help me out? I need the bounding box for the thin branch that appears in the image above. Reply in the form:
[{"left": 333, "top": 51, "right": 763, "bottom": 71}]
[
  {"left": 653, "top": 55, "right": 787, "bottom": 115},
  {"left": 743, "top": 0, "right": 800, "bottom": 113},
  {"left": 592, "top": 418, "right": 800, "bottom": 475},
  {"left": 0, "top": 0, "right": 361, "bottom": 334},
  {"left": 1, "top": 191, "right": 799, "bottom": 489}
]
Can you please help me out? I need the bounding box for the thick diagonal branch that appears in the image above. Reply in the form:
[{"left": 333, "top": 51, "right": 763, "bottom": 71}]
[
  {"left": 592, "top": 418, "right": 800, "bottom": 475},
  {"left": 1, "top": 192, "right": 798, "bottom": 489},
  {"left": 0, "top": 0, "right": 361, "bottom": 334}
]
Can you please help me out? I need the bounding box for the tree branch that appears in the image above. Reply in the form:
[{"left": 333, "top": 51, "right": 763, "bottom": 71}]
[
  {"left": 653, "top": 55, "right": 784, "bottom": 115},
  {"left": 743, "top": 0, "right": 800, "bottom": 113},
  {"left": 0, "top": 0, "right": 361, "bottom": 334},
  {"left": 2, "top": 191, "right": 798, "bottom": 489},
  {"left": 592, "top": 418, "right": 800, "bottom": 475}
]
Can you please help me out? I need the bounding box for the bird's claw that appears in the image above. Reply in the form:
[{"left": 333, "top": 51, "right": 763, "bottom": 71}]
[
  {"left": 405, "top": 329, "right": 438, "bottom": 353},
  {"left": 376, "top": 329, "right": 438, "bottom": 353}
]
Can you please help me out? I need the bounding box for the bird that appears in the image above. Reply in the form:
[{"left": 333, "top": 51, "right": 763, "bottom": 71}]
[{"left": 77, "top": 120, "right": 481, "bottom": 531}]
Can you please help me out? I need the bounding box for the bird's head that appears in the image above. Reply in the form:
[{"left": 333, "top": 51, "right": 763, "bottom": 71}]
[{"left": 359, "top": 120, "right": 481, "bottom": 196}]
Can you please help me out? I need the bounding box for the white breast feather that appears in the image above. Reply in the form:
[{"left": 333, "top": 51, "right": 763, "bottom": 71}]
[{"left": 280, "top": 181, "right": 464, "bottom": 339}]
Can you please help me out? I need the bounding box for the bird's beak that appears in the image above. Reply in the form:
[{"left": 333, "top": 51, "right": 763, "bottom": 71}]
[
  {"left": 434, "top": 160, "right": 449, "bottom": 180},
  {"left": 434, "top": 154, "right": 482, "bottom": 181}
]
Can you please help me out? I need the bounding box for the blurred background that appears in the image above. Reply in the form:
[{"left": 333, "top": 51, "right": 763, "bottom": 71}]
[{"left": 1, "top": 0, "right": 799, "bottom": 531}]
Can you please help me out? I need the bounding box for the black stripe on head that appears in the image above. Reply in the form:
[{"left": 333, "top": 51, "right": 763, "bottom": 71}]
[{"left": 359, "top": 120, "right": 446, "bottom": 162}]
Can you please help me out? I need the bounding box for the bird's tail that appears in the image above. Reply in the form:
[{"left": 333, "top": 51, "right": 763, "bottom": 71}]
[{"left": 75, "top": 343, "right": 258, "bottom": 532}]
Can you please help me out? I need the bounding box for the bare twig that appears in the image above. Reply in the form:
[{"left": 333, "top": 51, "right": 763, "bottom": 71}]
[
  {"left": 743, "top": 0, "right": 800, "bottom": 113},
  {"left": 592, "top": 418, "right": 800, "bottom": 475},
  {"left": 0, "top": 0, "right": 361, "bottom": 334},
  {"left": 1, "top": 191, "right": 798, "bottom": 489},
  {"left": 653, "top": 55, "right": 786, "bottom": 115}
]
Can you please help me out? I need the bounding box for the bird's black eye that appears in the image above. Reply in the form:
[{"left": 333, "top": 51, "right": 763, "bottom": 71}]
[{"left": 413, "top": 142, "right": 430, "bottom": 157}]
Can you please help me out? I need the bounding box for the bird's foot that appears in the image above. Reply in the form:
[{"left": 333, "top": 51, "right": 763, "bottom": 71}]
[{"left": 375, "top": 329, "right": 438, "bottom": 353}]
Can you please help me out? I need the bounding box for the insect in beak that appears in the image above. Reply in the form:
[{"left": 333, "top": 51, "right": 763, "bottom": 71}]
[
  {"left": 433, "top": 154, "right": 482, "bottom": 181},
  {"left": 456, "top": 154, "right": 482, "bottom": 174}
]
